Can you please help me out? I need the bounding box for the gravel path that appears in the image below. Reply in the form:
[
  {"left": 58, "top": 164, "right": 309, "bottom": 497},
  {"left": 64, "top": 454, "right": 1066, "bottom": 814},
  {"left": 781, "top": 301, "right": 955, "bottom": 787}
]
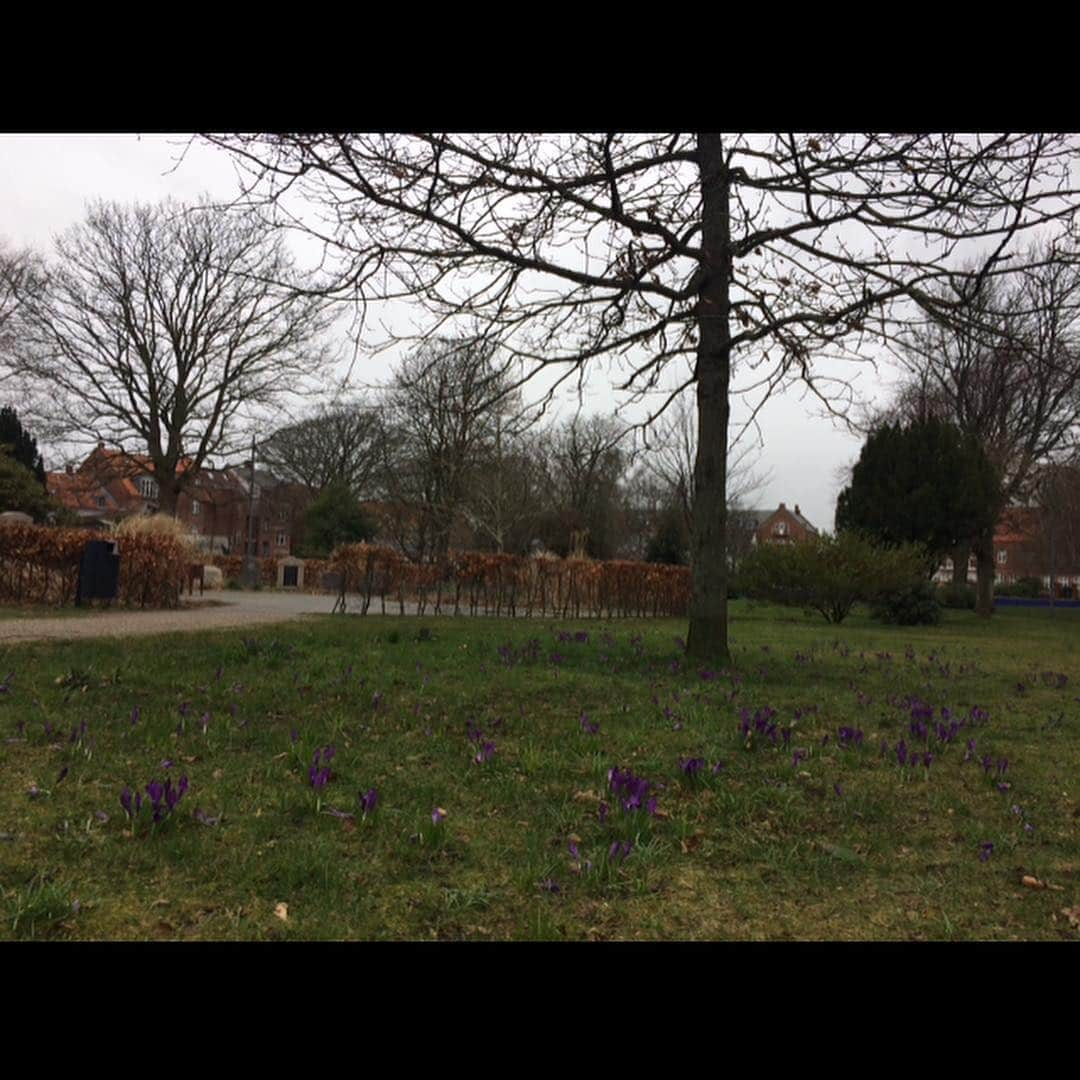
[{"left": 0, "top": 591, "right": 352, "bottom": 644}]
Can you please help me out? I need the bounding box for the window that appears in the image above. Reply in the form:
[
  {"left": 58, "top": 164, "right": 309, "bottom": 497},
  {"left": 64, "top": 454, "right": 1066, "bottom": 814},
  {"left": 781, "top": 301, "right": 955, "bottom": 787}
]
[
  {"left": 774, "top": 521, "right": 788, "bottom": 537},
  {"left": 191, "top": 499, "right": 201, "bottom": 516},
  {"left": 278, "top": 507, "right": 290, "bottom": 522},
  {"left": 997, "top": 549, "right": 1008, "bottom": 565},
  {"left": 96, "top": 495, "right": 106, "bottom": 509},
  {"left": 138, "top": 476, "right": 158, "bottom": 500},
  {"left": 276, "top": 533, "right": 288, "bottom": 547}
]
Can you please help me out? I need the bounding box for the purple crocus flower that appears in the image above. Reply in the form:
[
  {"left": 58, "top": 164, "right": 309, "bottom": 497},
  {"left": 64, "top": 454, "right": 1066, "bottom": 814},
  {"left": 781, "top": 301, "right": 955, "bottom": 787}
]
[
  {"left": 978, "top": 841, "right": 994, "bottom": 862},
  {"left": 834, "top": 784, "right": 844, "bottom": 797},
  {"left": 130, "top": 706, "right": 140, "bottom": 728},
  {"left": 473, "top": 741, "right": 496, "bottom": 765},
  {"left": 540, "top": 879, "right": 561, "bottom": 894},
  {"left": 712, "top": 760, "right": 726, "bottom": 774},
  {"left": 56, "top": 766, "right": 68, "bottom": 784},
  {"left": 94, "top": 810, "right": 109, "bottom": 823},
  {"left": 598, "top": 801, "right": 609, "bottom": 823},
  {"left": 792, "top": 749, "right": 807, "bottom": 768},
  {"left": 358, "top": 788, "right": 379, "bottom": 814},
  {"left": 982, "top": 754, "right": 993, "bottom": 774},
  {"left": 997, "top": 758, "right": 1008, "bottom": 776},
  {"left": 896, "top": 740, "right": 908, "bottom": 766},
  {"left": 431, "top": 806, "right": 447, "bottom": 825},
  {"left": 922, "top": 752, "right": 933, "bottom": 768},
  {"left": 28, "top": 784, "right": 41, "bottom": 799},
  {"left": 679, "top": 757, "right": 705, "bottom": 777},
  {"left": 194, "top": 808, "right": 220, "bottom": 826},
  {"left": 568, "top": 840, "right": 580, "bottom": 861},
  {"left": 579, "top": 713, "right": 600, "bottom": 735}
]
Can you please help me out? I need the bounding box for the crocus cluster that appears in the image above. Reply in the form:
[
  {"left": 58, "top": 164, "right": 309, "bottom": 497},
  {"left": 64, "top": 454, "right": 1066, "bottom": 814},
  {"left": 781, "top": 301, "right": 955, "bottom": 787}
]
[
  {"left": 608, "top": 766, "right": 658, "bottom": 815},
  {"left": 837, "top": 726, "right": 863, "bottom": 749},
  {"left": 1040, "top": 670, "right": 1068, "bottom": 689},
  {"left": 121, "top": 774, "right": 189, "bottom": 824},
  {"left": 739, "top": 705, "right": 780, "bottom": 745},
  {"left": 309, "top": 744, "right": 336, "bottom": 789},
  {"left": 608, "top": 839, "right": 633, "bottom": 865}
]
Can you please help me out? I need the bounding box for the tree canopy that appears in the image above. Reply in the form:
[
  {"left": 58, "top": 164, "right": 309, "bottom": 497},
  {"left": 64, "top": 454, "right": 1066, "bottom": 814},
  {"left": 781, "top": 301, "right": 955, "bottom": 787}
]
[
  {"left": 0, "top": 405, "right": 46, "bottom": 488},
  {"left": 835, "top": 418, "right": 1000, "bottom": 569},
  {"left": 10, "top": 197, "right": 333, "bottom": 515},
  {"left": 296, "top": 480, "right": 376, "bottom": 557},
  {"left": 205, "top": 133, "right": 1080, "bottom": 661}
]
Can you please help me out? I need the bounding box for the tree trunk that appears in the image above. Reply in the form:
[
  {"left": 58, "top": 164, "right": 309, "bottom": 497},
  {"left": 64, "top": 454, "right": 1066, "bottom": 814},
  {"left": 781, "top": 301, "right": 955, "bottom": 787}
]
[
  {"left": 686, "top": 133, "right": 732, "bottom": 665},
  {"left": 951, "top": 542, "right": 970, "bottom": 586},
  {"left": 974, "top": 530, "right": 995, "bottom": 618},
  {"left": 157, "top": 477, "right": 180, "bottom": 518}
]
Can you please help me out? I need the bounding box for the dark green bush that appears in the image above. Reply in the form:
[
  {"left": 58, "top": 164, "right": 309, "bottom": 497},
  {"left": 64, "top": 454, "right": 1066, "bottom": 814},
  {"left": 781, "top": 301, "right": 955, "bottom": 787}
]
[
  {"left": 938, "top": 582, "right": 976, "bottom": 609},
  {"left": 871, "top": 580, "right": 941, "bottom": 625},
  {"left": 739, "top": 532, "right": 928, "bottom": 624}
]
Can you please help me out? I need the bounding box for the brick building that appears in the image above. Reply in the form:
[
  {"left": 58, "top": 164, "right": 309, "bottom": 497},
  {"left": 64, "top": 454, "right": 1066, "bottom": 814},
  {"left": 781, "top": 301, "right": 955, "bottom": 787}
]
[
  {"left": 46, "top": 445, "right": 308, "bottom": 557},
  {"left": 747, "top": 502, "right": 819, "bottom": 545}
]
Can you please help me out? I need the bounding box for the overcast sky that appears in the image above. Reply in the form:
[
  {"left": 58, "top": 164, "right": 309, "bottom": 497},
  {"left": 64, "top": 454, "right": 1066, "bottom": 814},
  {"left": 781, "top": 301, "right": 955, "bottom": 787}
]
[{"left": 0, "top": 132, "right": 877, "bottom": 531}]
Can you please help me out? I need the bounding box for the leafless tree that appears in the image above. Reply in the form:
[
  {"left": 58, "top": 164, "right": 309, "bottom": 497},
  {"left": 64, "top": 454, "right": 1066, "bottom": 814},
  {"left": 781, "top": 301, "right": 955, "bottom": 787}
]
[
  {"left": 260, "top": 399, "right": 383, "bottom": 496},
  {"left": 378, "top": 335, "right": 519, "bottom": 560},
  {"left": 640, "top": 392, "right": 771, "bottom": 536},
  {"left": 891, "top": 244, "right": 1080, "bottom": 613},
  {"left": 204, "top": 133, "right": 1080, "bottom": 660},
  {"left": 8, "top": 198, "right": 334, "bottom": 514},
  {"left": 459, "top": 424, "right": 547, "bottom": 554}
]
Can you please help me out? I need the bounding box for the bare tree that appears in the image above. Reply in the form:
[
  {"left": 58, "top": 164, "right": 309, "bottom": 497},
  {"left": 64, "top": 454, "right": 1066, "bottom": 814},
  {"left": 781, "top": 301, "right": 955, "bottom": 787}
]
[
  {"left": 892, "top": 244, "right": 1080, "bottom": 614},
  {"left": 459, "top": 423, "right": 546, "bottom": 553},
  {"left": 260, "top": 399, "right": 383, "bottom": 496},
  {"left": 9, "top": 198, "right": 333, "bottom": 514},
  {"left": 379, "top": 335, "right": 518, "bottom": 560},
  {"left": 205, "top": 133, "right": 1080, "bottom": 661},
  {"left": 0, "top": 242, "right": 44, "bottom": 369},
  {"left": 641, "top": 392, "right": 771, "bottom": 537}
]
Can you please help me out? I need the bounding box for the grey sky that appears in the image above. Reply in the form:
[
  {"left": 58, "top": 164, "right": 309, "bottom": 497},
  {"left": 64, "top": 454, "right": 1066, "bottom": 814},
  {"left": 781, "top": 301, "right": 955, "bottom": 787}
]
[{"left": 0, "top": 132, "right": 872, "bottom": 531}]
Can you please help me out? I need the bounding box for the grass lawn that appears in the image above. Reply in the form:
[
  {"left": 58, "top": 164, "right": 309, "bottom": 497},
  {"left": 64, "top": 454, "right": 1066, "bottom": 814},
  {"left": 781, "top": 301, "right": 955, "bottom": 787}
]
[{"left": 1, "top": 600, "right": 1077, "bottom": 940}]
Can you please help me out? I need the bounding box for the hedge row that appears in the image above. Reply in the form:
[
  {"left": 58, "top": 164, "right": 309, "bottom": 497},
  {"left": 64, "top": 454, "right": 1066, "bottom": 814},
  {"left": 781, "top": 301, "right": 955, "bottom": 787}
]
[
  {"left": 0, "top": 524, "right": 190, "bottom": 608},
  {"left": 329, "top": 545, "right": 691, "bottom": 618}
]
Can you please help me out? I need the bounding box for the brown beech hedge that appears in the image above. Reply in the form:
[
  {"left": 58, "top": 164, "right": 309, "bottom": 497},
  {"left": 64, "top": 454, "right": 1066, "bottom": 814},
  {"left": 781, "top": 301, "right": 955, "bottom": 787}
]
[{"left": 0, "top": 524, "right": 191, "bottom": 608}]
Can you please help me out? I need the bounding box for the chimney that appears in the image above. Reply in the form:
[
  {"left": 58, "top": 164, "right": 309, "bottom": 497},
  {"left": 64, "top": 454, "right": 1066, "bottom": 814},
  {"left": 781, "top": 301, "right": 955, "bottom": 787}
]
[
  {"left": 66, "top": 464, "right": 73, "bottom": 475},
  {"left": 778, "top": 502, "right": 786, "bottom": 511},
  {"left": 795, "top": 504, "right": 801, "bottom": 516}
]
